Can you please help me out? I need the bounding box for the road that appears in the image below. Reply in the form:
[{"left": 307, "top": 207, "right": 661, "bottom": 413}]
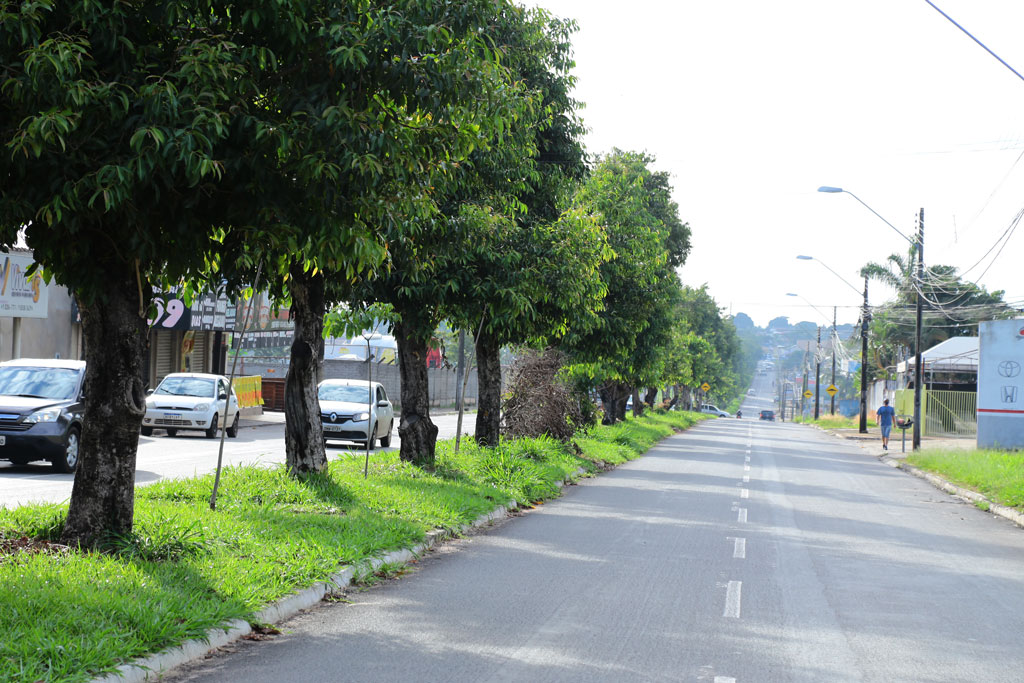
[
  {"left": 0, "top": 412, "right": 474, "bottom": 509},
  {"left": 163, "top": 373, "right": 1024, "bottom": 682}
]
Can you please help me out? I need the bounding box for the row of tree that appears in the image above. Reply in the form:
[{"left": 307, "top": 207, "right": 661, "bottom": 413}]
[{"left": 1, "top": 1, "right": 744, "bottom": 546}]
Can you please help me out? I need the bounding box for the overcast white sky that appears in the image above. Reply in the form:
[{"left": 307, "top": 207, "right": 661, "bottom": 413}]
[{"left": 529, "top": 0, "right": 1024, "bottom": 327}]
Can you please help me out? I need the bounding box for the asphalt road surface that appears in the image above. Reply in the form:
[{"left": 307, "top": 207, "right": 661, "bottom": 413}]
[
  {"left": 161, "top": 376, "right": 1024, "bottom": 682},
  {"left": 0, "top": 411, "right": 474, "bottom": 509}
]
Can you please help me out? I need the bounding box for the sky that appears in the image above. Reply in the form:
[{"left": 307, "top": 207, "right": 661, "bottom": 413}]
[{"left": 528, "top": 0, "right": 1024, "bottom": 328}]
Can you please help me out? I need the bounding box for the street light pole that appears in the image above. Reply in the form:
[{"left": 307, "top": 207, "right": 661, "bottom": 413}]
[
  {"left": 830, "top": 306, "right": 837, "bottom": 415},
  {"left": 913, "top": 209, "right": 925, "bottom": 450},
  {"left": 814, "top": 325, "right": 821, "bottom": 420},
  {"left": 859, "top": 276, "right": 869, "bottom": 434}
]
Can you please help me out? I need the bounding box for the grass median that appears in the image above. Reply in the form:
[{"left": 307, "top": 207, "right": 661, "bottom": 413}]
[
  {"left": 1, "top": 409, "right": 710, "bottom": 683},
  {"left": 907, "top": 448, "right": 1024, "bottom": 511}
]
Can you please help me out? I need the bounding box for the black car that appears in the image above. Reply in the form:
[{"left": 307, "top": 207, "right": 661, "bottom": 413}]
[
  {"left": 759, "top": 409, "right": 775, "bottom": 421},
  {"left": 0, "top": 359, "right": 85, "bottom": 472}
]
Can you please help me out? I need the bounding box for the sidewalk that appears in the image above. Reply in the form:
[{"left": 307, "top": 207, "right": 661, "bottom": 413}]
[{"left": 821, "top": 426, "right": 975, "bottom": 459}]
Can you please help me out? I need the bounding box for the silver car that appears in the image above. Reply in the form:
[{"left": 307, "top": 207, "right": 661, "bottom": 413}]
[
  {"left": 142, "top": 373, "right": 240, "bottom": 438},
  {"left": 318, "top": 379, "right": 394, "bottom": 449}
]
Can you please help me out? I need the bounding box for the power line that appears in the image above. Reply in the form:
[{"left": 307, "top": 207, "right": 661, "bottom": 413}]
[{"left": 923, "top": 0, "right": 1024, "bottom": 85}]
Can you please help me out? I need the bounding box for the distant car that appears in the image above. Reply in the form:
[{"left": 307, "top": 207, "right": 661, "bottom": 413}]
[
  {"left": 759, "top": 409, "right": 776, "bottom": 421},
  {"left": 142, "top": 373, "right": 240, "bottom": 438},
  {"left": 700, "top": 404, "right": 730, "bottom": 417},
  {"left": 747, "top": 388, "right": 756, "bottom": 395},
  {"left": 0, "top": 358, "right": 85, "bottom": 472},
  {"left": 318, "top": 379, "right": 394, "bottom": 449}
]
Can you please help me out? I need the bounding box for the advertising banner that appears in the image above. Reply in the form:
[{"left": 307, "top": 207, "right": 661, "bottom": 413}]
[{"left": 0, "top": 252, "right": 49, "bottom": 318}]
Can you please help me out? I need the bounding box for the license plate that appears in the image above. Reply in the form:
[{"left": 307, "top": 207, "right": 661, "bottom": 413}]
[
  {"left": 163, "top": 412, "right": 183, "bottom": 419},
  {"left": 322, "top": 423, "right": 343, "bottom": 432}
]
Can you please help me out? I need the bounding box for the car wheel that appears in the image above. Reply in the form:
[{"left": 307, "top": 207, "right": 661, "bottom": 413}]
[
  {"left": 226, "top": 413, "right": 239, "bottom": 438},
  {"left": 366, "top": 422, "right": 376, "bottom": 451},
  {"left": 205, "top": 414, "right": 219, "bottom": 439},
  {"left": 140, "top": 426, "right": 153, "bottom": 437},
  {"left": 380, "top": 420, "right": 393, "bottom": 448},
  {"left": 165, "top": 428, "right": 177, "bottom": 437},
  {"left": 52, "top": 425, "right": 80, "bottom": 473}
]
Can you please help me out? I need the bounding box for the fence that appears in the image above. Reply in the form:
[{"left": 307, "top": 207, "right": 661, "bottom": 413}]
[
  {"left": 240, "top": 357, "right": 500, "bottom": 411},
  {"left": 894, "top": 388, "right": 977, "bottom": 437}
]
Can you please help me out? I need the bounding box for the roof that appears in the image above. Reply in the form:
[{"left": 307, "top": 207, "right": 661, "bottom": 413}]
[{"left": 898, "top": 336, "right": 978, "bottom": 374}]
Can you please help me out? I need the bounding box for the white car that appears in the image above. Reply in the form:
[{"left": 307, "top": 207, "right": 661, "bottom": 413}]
[
  {"left": 318, "top": 379, "right": 394, "bottom": 449},
  {"left": 700, "top": 403, "right": 730, "bottom": 417},
  {"left": 142, "top": 373, "right": 240, "bottom": 438}
]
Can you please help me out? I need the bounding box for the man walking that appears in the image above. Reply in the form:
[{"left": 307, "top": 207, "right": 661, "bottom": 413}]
[{"left": 877, "top": 398, "right": 896, "bottom": 450}]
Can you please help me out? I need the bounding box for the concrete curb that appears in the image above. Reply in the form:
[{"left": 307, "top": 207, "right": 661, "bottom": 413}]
[
  {"left": 94, "top": 467, "right": 587, "bottom": 682},
  {"left": 879, "top": 455, "right": 1024, "bottom": 530}
]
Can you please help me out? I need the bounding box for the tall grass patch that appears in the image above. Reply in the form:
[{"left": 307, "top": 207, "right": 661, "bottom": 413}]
[{"left": 908, "top": 448, "right": 1024, "bottom": 509}]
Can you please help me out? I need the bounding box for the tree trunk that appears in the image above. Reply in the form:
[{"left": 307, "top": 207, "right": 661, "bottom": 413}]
[
  {"left": 644, "top": 387, "right": 658, "bottom": 408},
  {"left": 631, "top": 388, "right": 642, "bottom": 417},
  {"left": 394, "top": 313, "right": 438, "bottom": 467},
  {"left": 599, "top": 381, "right": 631, "bottom": 424},
  {"left": 62, "top": 272, "right": 149, "bottom": 547},
  {"left": 284, "top": 263, "right": 327, "bottom": 475},
  {"left": 474, "top": 329, "right": 501, "bottom": 447}
]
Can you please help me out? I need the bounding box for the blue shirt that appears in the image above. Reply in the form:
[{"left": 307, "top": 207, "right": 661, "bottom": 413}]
[{"left": 877, "top": 405, "right": 895, "bottom": 427}]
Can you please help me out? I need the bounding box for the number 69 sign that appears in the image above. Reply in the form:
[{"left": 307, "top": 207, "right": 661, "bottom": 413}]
[{"left": 149, "top": 298, "right": 192, "bottom": 330}]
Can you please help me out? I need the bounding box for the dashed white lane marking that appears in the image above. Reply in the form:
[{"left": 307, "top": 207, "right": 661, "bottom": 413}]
[
  {"left": 745, "top": 449, "right": 751, "bottom": 454},
  {"left": 740, "top": 488, "right": 749, "bottom": 499},
  {"left": 724, "top": 580, "right": 742, "bottom": 618},
  {"left": 742, "top": 474, "right": 749, "bottom": 483},
  {"left": 714, "top": 677, "right": 737, "bottom": 683},
  {"left": 737, "top": 507, "right": 747, "bottom": 523},
  {"left": 744, "top": 463, "right": 750, "bottom": 472},
  {"left": 730, "top": 537, "right": 746, "bottom": 559},
  {"left": 744, "top": 455, "right": 750, "bottom": 463}
]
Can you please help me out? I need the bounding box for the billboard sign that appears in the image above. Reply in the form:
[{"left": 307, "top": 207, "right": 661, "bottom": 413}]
[{"left": 977, "top": 319, "right": 1024, "bottom": 449}]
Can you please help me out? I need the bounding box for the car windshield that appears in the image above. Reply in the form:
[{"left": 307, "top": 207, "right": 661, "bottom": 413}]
[
  {"left": 318, "top": 384, "right": 373, "bottom": 403},
  {"left": 0, "top": 366, "right": 80, "bottom": 400},
  {"left": 155, "top": 377, "right": 216, "bottom": 398}
]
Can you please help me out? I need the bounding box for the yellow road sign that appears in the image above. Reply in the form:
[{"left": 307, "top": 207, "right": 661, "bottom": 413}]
[
  {"left": 803, "top": 390, "right": 813, "bottom": 399},
  {"left": 826, "top": 384, "right": 838, "bottom": 396},
  {"left": 700, "top": 382, "right": 711, "bottom": 392}
]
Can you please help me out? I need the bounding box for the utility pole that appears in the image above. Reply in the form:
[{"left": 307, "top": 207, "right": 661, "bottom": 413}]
[
  {"left": 800, "top": 345, "right": 809, "bottom": 417},
  {"left": 830, "top": 306, "right": 837, "bottom": 415},
  {"left": 814, "top": 326, "right": 821, "bottom": 420},
  {"left": 859, "top": 276, "right": 869, "bottom": 434},
  {"left": 912, "top": 209, "right": 925, "bottom": 450}
]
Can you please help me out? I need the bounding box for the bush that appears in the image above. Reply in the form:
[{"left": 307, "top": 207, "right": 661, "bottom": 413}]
[{"left": 502, "top": 348, "right": 594, "bottom": 441}]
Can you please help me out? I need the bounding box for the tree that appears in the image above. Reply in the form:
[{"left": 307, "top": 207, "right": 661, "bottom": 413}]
[
  {"left": 862, "top": 249, "right": 1014, "bottom": 372},
  {"left": 208, "top": 0, "right": 516, "bottom": 474},
  {"left": 1, "top": 1, "right": 267, "bottom": 545},
  {"left": 562, "top": 150, "right": 692, "bottom": 423}
]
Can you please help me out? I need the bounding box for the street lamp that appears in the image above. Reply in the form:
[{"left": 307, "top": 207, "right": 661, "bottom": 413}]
[
  {"left": 818, "top": 185, "right": 925, "bottom": 450},
  {"left": 797, "top": 255, "right": 867, "bottom": 427}
]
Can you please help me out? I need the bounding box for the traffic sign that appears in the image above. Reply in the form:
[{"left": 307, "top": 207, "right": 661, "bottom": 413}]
[
  {"left": 803, "top": 390, "right": 813, "bottom": 399},
  {"left": 700, "top": 382, "right": 711, "bottom": 392},
  {"left": 826, "top": 384, "right": 838, "bottom": 397}
]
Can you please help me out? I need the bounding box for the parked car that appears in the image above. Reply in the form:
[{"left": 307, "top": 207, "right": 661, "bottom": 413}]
[
  {"left": 700, "top": 404, "right": 730, "bottom": 417},
  {"left": 318, "top": 379, "right": 394, "bottom": 449},
  {"left": 759, "top": 409, "right": 776, "bottom": 421},
  {"left": 0, "top": 358, "right": 85, "bottom": 472},
  {"left": 142, "top": 373, "right": 240, "bottom": 438}
]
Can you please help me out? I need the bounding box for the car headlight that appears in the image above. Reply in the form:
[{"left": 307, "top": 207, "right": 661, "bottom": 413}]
[
  {"left": 193, "top": 403, "right": 210, "bottom": 412},
  {"left": 25, "top": 407, "right": 63, "bottom": 423},
  {"left": 354, "top": 412, "right": 370, "bottom": 422}
]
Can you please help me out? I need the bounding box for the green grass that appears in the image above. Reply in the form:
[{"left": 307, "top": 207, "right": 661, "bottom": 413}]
[
  {"left": 0, "top": 409, "right": 708, "bottom": 682},
  {"left": 792, "top": 414, "right": 877, "bottom": 429},
  {"left": 907, "top": 448, "right": 1024, "bottom": 510}
]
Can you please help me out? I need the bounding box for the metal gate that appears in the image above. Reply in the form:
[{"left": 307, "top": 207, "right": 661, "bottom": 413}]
[{"left": 926, "top": 390, "right": 977, "bottom": 437}]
